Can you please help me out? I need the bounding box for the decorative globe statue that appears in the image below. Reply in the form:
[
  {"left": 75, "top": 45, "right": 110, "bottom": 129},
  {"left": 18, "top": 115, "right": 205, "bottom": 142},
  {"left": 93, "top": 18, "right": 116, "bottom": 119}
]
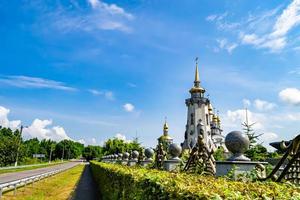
[
  {"left": 132, "top": 150, "right": 139, "bottom": 160},
  {"left": 168, "top": 143, "right": 182, "bottom": 160},
  {"left": 123, "top": 152, "right": 129, "bottom": 160},
  {"left": 118, "top": 153, "right": 123, "bottom": 160},
  {"left": 144, "top": 148, "right": 154, "bottom": 161},
  {"left": 225, "top": 131, "right": 250, "bottom": 161}
]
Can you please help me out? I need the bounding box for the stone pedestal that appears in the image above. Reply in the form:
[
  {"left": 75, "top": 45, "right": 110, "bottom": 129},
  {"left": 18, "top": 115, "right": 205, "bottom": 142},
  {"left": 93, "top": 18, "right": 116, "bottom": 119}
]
[
  {"left": 163, "top": 159, "right": 181, "bottom": 171},
  {"left": 216, "top": 161, "right": 268, "bottom": 178},
  {"left": 121, "top": 160, "right": 128, "bottom": 165},
  {"left": 127, "top": 159, "right": 138, "bottom": 166},
  {"left": 140, "top": 160, "right": 153, "bottom": 167}
]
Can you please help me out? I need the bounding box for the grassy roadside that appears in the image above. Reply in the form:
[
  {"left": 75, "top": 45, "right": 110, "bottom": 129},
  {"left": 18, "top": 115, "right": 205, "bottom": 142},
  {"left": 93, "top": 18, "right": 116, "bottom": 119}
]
[
  {"left": 0, "top": 161, "right": 68, "bottom": 175},
  {"left": 2, "top": 164, "right": 85, "bottom": 200}
]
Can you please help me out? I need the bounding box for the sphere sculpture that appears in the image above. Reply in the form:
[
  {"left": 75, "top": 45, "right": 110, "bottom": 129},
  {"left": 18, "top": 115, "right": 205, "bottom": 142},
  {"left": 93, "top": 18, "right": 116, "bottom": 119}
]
[
  {"left": 225, "top": 131, "right": 250, "bottom": 161},
  {"left": 168, "top": 143, "right": 182, "bottom": 160},
  {"left": 144, "top": 148, "right": 154, "bottom": 161},
  {"left": 123, "top": 152, "right": 129, "bottom": 160},
  {"left": 132, "top": 150, "right": 139, "bottom": 160},
  {"left": 118, "top": 153, "right": 123, "bottom": 160}
]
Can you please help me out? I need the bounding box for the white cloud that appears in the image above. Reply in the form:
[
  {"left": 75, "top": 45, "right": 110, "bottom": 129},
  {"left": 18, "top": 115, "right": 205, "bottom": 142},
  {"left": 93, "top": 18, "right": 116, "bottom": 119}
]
[
  {"left": 88, "top": 89, "right": 103, "bottom": 95},
  {"left": 0, "top": 75, "right": 76, "bottom": 91},
  {"left": 104, "top": 91, "right": 114, "bottom": 100},
  {"left": 115, "top": 133, "right": 126, "bottom": 140},
  {"left": 225, "top": 109, "right": 265, "bottom": 130},
  {"left": 208, "top": 1, "right": 300, "bottom": 52},
  {"left": 78, "top": 137, "right": 99, "bottom": 146},
  {"left": 0, "top": 106, "right": 21, "bottom": 130},
  {"left": 242, "top": 0, "right": 300, "bottom": 51},
  {"left": 260, "top": 132, "right": 279, "bottom": 141},
  {"left": 216, "top": 38, "right": 238, "bottom": 54},
  {"left": 254, "top": 99, "right": 276, "bottom": 111},
  {"left": 47, "top": 0, "right": 134, "bottom": 34},
  {"left": 288, "top": 67, "right": 300, "bottom": 75},
  {"left": 123, "top": 103, "right": 135, "bottom": 112},
  {"left": 127, "top": 83, "right": 137, "bottom": 88},
  {"left": 23, "top": 119, "right": 71, "bottom": 141},
  {"left": 243, "top": 98, "right": 251, "bottom": 108},
  {"left": 88, "top": 89, "right": 114, "bottom": 100},
  {"left": 78, "top": 139, "right": 86, "bottom": 144},
  {"left": 279, "top": 88, "right": 300, "bottom": 105},
  {"left": 88, "top": 0, "right": 134, "bottom": 20},
  {"left": 206, "top": 12, "right": 228, "bottom": 22}
]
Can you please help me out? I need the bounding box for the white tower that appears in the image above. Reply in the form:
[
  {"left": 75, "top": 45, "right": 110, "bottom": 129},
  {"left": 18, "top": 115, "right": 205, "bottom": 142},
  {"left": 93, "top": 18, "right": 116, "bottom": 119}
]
[{"left": 182, "top": 59, "right": 221, "bottom": 151}]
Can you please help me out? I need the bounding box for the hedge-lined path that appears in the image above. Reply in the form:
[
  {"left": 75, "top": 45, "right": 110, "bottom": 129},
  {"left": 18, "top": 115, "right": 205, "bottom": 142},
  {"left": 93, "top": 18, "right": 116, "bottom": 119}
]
[
  {"left": 72, "top": 163, "right": 100, "bottom": 200},
  {"left": 0, "top": 161, "right": 79, "bottom": 184}
]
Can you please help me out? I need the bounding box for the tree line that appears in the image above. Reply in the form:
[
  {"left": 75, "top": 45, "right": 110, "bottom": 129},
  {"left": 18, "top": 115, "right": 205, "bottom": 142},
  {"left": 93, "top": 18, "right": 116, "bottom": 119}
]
[{"left": 0, "top": 127, "right": 142, "bottom": 166}]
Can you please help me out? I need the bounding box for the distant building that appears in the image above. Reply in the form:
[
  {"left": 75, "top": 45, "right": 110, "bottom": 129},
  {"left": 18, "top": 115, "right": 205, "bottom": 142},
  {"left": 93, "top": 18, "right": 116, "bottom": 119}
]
[{"left": 181, "top": 59, "right": 224, "bottom": 151}]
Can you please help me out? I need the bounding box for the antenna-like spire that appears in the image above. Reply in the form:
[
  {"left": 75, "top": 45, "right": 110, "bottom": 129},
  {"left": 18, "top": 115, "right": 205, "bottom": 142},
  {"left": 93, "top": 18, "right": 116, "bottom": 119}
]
[
  {"left": 245, "top": 108, "right": 249, "bottom": 125},
  {"left": 194, "top": 57, "right": 200, "bottom": 87}
]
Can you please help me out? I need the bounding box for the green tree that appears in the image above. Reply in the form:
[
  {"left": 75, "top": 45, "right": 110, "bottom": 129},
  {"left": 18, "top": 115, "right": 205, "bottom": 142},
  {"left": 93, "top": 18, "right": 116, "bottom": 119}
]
[
  {"left": 83, "top": 145, "right": 103, "bottom": 161},
  {"left": 0, "top": 127, "right": 23, "bottom": 166}
]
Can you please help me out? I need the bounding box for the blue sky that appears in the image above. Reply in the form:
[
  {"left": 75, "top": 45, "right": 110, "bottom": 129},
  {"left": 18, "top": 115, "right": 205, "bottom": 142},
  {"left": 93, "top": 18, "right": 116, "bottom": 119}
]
[{"left": 1, "top": 0, "right": 300, "bottom": 149}]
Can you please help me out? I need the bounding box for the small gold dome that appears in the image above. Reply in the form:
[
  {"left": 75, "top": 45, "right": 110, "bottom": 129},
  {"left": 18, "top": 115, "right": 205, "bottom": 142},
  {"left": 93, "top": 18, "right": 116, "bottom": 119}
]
[{"left": 189, "top": 86, "right": 205, "bottom": 94}]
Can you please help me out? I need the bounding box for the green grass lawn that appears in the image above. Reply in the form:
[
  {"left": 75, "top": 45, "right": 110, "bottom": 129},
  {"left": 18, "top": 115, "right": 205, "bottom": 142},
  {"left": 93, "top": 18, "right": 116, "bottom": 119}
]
[
  {"left": 2, "top": 164, "right": 85, "bottom": 200},
  {"left": 0, "top": 161, "right": 67, "bottom": 175}
]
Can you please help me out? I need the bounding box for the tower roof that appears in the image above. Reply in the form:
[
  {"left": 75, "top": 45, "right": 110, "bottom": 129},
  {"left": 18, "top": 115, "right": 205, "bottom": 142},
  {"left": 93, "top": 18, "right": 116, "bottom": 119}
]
[{"left": 190, "top": 58, "right": 205, "bottom": 94}]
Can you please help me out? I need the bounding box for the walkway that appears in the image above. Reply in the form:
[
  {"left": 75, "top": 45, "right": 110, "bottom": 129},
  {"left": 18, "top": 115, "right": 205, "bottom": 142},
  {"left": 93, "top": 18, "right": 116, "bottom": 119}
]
[{"left": 72, "top": 164, "right": 100, "bottom": 200}]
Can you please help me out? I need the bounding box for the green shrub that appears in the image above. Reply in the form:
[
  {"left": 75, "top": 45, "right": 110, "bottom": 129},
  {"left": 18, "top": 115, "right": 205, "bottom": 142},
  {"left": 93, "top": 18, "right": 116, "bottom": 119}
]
[{"left": 90, "top": 161, "right": 300, "bottom": 200}]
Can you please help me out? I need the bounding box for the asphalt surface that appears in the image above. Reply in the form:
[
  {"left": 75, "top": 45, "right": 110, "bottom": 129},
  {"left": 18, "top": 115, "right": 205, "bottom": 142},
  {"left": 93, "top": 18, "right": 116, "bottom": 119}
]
[
  {"left": 0, "top": 162, "right": 79, "bottom": 184},
  {"left": 72, "top": 164, "right": 99, "bottom": 200}
]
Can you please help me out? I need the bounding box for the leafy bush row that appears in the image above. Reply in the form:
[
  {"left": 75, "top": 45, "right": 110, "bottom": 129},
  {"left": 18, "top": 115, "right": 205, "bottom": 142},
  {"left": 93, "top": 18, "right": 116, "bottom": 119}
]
[{"left": 90, "top": 161, "right": 300, "bottom": 200}]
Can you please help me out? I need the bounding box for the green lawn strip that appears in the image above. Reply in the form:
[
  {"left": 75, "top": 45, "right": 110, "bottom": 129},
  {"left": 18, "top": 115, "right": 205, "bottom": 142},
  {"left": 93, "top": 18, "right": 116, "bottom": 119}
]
[
  {"left": 0, "top": 161, "right": 68, "bottom": 175},
  {"left": 2, "top": 164, "right": 85, "bottom": 200}
]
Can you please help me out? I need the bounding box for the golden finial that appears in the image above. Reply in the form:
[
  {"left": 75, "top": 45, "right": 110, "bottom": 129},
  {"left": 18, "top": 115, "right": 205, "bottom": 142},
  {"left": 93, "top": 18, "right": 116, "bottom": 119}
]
[
  {"left": 163, "top": 117, "right": 169, "bottom": 130},
  {"left": 195, "top": 57, "right": 199, "bottom": 83}
]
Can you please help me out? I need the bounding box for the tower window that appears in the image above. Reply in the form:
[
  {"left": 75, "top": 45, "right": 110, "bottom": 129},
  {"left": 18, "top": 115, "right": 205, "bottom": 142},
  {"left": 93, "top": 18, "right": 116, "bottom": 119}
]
[
  {"left": 206, "top": 114, "right": 209, "bottom": 125},
  {"left": 191, "top": 113, "right": 194, "bottom": 125}
]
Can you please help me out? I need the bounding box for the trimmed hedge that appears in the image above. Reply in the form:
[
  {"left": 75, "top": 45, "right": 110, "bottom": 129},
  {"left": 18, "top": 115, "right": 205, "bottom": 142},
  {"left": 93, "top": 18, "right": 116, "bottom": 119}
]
[{"left": 90, "top": 161, "right": 300, "bottom": 200}]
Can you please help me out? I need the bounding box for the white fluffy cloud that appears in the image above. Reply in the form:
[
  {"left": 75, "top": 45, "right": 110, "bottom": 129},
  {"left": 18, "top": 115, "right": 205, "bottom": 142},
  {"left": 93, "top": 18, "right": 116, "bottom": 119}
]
[
  {"left": 123, "top": 103, "right": 135, "bottom": 112},
  {"left": 78, "top": 137, "right": 98, "bottom": 145},
  {"left": 208, "top": 0, "right": 300, "bottom": 52},
  {"left": 23, "top": 119, "right": 71, "bottom": 141},
  {"left": 50, "top": 0, "right": 134, "bottom": 33},
  {"left": 279, "top": 88, "right": 300, "bottom": 105},
  {"left": 0, "top": 105, "right": 72, "bottom": 141},
  {"left": 114, "top": 133, "right": 131, "bottom": 143},
  {"left": 225, "top": 109, "right": 265, "bottom": 130},
  {"left": 0, "top": 106, "right": 21, "bottom": 130},
  {"left": 242, "top": 0, "right": 300, "bottom": 51},
  {"left": 260, "top": 132, "right": 279, "bottom": 141},
  {"left": 254, "top": 99, "right": 276, "bottom": 111}
]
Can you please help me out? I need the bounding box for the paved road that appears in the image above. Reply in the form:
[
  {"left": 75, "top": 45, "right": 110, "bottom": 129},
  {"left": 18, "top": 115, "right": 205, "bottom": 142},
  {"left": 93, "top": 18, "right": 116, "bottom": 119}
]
[
  {"left": 0, "top": 162, "right": 79, "bottom": 184},
  {"left": 72, "top": 164, "right": 99, "bottom": 200}
]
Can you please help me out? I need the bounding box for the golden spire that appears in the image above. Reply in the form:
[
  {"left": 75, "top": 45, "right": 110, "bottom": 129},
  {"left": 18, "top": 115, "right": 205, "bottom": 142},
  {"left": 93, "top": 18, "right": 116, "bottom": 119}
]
[
  {"left": 189, "top": 57, "right": 205, "bottom": 94},
  {"left": 195, "top": 57, "right": 199, "bottom": 83},
  {"left": 163, "top": 117, "right": 169, "bottom": 131}
]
